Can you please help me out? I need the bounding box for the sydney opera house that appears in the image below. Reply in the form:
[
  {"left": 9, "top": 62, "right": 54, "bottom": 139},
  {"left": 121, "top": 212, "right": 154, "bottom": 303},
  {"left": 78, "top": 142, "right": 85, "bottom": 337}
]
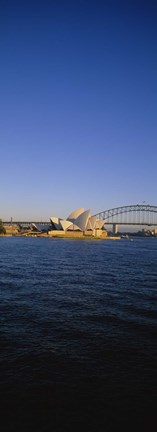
[
  {"left": 31, "top": 208, "right": 107, "bottom": 237},
  {"left": 49, "top": 208, "right": 106, "bottom": 236}
]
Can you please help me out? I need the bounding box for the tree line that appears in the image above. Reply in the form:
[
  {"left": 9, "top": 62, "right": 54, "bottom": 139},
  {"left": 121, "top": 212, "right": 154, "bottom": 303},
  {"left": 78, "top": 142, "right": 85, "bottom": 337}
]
[{"left": 0, "top": 219, "right": 6, "bottom": 234}]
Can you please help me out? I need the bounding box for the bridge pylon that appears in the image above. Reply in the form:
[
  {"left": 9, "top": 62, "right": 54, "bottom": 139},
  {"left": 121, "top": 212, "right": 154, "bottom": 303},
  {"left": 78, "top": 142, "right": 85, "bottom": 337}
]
[{"left": 113, "top": 223, "right": 118, "bottom": 235}]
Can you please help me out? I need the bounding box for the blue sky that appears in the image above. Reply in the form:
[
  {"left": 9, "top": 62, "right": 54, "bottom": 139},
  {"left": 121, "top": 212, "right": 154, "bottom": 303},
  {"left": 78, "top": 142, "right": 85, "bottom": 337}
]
[{"left": 0, "top": 0, "right": 157, "bottom": 221}]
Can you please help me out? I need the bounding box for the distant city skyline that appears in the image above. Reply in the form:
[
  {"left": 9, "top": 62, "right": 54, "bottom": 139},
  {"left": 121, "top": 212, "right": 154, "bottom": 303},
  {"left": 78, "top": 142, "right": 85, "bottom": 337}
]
[{"left": 1, "top": 1, "right": 157, "bottom": 221}]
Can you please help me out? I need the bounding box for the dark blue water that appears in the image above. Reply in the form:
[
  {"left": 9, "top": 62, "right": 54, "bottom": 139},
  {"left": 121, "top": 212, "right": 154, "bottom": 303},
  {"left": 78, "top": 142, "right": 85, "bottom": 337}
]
[{"left": 0, "top": 237, "right": 157, "bottom": 431}]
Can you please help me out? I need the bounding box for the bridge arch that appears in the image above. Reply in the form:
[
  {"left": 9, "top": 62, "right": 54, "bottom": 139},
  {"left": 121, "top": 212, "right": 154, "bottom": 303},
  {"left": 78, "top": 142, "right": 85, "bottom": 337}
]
[{"left": 93, "top": 204, "right": 157, "bottom": 226}]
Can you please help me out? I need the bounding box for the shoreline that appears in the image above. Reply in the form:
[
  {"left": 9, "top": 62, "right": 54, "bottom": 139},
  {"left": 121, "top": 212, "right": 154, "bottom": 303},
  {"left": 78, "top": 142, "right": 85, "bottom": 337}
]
[{"left": 0, "top": 233, "right": 121, "bottom": 240}]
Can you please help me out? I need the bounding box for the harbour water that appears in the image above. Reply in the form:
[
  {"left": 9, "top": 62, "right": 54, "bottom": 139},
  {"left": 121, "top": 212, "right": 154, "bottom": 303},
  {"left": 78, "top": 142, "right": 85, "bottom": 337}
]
[{"left": 0, "top": 237, "right": 157, "bottom": 431}]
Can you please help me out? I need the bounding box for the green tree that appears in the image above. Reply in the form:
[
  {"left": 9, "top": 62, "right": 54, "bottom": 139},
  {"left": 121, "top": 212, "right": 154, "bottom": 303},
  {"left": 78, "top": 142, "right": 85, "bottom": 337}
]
[{"left": 0, "top": 219, "right": 6, "bottom": 234}]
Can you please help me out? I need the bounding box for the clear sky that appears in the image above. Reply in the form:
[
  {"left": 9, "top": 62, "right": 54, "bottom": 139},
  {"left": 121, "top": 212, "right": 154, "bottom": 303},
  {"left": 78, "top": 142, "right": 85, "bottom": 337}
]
[{"left": 0, "top": 0, "right": 157, "bottom": 221}]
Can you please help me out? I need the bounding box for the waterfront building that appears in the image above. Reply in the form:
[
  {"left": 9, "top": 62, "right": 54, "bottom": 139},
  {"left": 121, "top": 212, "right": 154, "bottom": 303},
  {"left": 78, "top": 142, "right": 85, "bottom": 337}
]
[{"left": 50, "top": 208, "right": 106, "bottom": 236}]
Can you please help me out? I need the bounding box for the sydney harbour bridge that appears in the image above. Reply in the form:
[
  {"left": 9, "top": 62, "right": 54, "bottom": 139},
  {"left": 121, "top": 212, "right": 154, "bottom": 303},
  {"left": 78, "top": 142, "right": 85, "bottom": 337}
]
[
  {"left": 3, "top": 204, "right": 157, "bottom": 233},
  {"left": 93, "top": 204, "right": 157, "bottom": 233}
]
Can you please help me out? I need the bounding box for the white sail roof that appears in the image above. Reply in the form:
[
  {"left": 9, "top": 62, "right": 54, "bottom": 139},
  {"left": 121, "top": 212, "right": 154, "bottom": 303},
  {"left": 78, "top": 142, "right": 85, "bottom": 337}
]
[
  {"left": 50, "top": 217, "right": 62, "bottom": 230},
  {"left": 32, "top": 223, "right": 49, "bottom": 232},
  {"left": 75, "top": 209, "right": 91, "bottom": 231},
  {"left": 95, "top": 219, "right": 105, "bottom": 229},
  {"left": 67, "top": 208, "right": 84, "bottom": 221},
  {"left": 60, "top": 220, "right": 73, "bottom": 231},
  {"left": 86, "top": 219, "right": 92, "bottom": 230},
  {"left": 89, "top": 216, "right": 97, "bottom": 230}
]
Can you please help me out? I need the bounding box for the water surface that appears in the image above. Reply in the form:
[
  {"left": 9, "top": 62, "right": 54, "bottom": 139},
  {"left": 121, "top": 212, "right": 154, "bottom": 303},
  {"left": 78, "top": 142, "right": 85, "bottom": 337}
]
[{"left": 0, "top": 237, "right": 157, "bottom": 431}]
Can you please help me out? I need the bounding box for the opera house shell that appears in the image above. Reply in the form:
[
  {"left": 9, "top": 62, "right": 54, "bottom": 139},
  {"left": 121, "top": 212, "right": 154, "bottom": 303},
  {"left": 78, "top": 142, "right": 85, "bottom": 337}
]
[{"left": 50, "top": 208, "right": 105, "bottom": 232}]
